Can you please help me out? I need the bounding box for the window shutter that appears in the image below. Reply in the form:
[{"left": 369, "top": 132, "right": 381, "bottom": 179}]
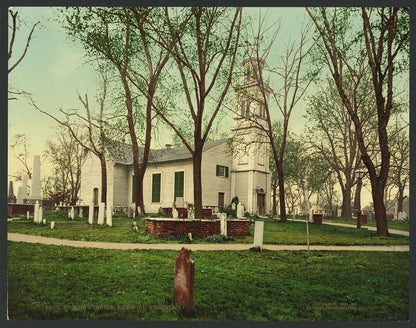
[
  {"left": 216, "top": 165, "right": 220, "bottom": 177},
  {"left": 225, "top": 166, "right": 229, "bottom": 178},
  {"left": 152, "top": 174, "right": 161, "bottom": 203}
]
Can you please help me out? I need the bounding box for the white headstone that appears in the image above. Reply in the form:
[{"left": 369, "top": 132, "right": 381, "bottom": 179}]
[
  {"left": 220, "top": 213, "right": 227, "bottom": 236},
  {"left": 253, "top": 221, "right": 264, "bottom": 248},
  {"left": 237, "top": 203, "right": 245, "bottom": 218},
  {"left": 98, "top": 202, "right": 105, "bottom": 225},
  {"left": 42, "top": 218, "right": 46, "bottom": 224},
  {"left": 176, "top": 197, "right": 184, "bottom": 208},
  {"left": 26, "top": 211, "right": 30, "bottom": 220},
  {"left": 337, "top": 209, "right": 342, "bottom": 217},
  {"left": 34, "top": 201, "right": 39, "bottom": 223},
  {"left": 28, "top": 155, "right": 41, "bottom": 200},
  {"left": 79, "top": 207, "right": 83, "bottom": 218},
  {"left": 106, "top": 204, "right": 113, "bottom": 227},
  {"left": 172, "top": 208, "right": 179, "bottom": 219},
  {"left": 70, "top": 206, "right": 75, "bottom": 220},
  {"left": 51, "top": 221, "right": 55, "bottom": 229},
  {"left": 39, "top": 206, "right": 43, "bottom": 223},
  {"left": 88, "top": 204, "right": 94, "bottom": 225}
]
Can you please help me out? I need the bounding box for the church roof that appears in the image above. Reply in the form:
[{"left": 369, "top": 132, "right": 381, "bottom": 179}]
[{"left": 106, "top": 138, "right": 229, "bottom": 166}]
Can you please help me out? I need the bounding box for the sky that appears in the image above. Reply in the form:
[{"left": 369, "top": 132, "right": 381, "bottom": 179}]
[{"left": 7, "top": 6, "right": 403, "bottom": 207}]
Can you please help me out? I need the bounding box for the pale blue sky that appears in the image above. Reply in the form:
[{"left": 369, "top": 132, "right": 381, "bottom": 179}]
[{"left": 8, "top": 6, "right": 380, "bottom": 206}]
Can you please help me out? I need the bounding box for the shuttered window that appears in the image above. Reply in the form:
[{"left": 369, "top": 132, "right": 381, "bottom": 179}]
[
  {"left": 152, "top": 173, "right": 161, "bottom": 203},
  {"left": 216, "top": 165, "right": 229, "bottom": 178},
  {"left": 174, "top": 171, "right": 184, "bottom": 200}
]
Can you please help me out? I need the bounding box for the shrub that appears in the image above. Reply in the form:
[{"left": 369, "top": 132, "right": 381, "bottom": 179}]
[
  {"left": 203, "top": 234, "right": 230, "bottom": 243},
  {"left": 219, "top": 205, "right": 236, "bottom": 218}
]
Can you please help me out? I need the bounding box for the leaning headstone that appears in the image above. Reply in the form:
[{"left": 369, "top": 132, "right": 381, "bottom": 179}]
[
  {"left": 174, "top": 247, "right": 194, "bottom": 310},
  {"left": 253, "top": 221, "right": 264, "bottom": 248},
  {"left": 106, "top": 204, "right": 113, "bottom": 227},
  {"left": 172, "top": 208, "right": 179, "bottom": 219},
  {"left": 28, "top": 155, "right": 42, "bottom": 201},
  {"left": 219, "top": 213, "right": 227, "bottom": 236},
  {"left": 98, "top": 202, "right": 105, "bottom": 225},
  {"left": 88, "top": 204, "right": 94, "bottom": 225}
]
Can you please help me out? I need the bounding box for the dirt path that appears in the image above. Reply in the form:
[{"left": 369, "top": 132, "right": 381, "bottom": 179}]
[{"left": 7, "top": 233, "right": 409, "bottom": 252}]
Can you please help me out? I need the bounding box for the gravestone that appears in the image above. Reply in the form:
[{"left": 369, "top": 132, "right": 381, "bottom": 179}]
[
  {"left": 8, "top": 181, "right": 16, "bottom": 203},
  {"left": 26, "top": 211, "right": 30, "bottom": 220},
  {"left": 98, "top": 203, "right": 105, "bottom": 225},
  {"left": 106, "top": 204, "right": 113, "bottom": 227},
  {"left": 253, "top": 221, "right": 264, "bottom": 248},
  {"left": 172, "top": 208, "right": 179, "bottom": 219},
  {"left": 70, "top": 207, "right": 75, "bottom": 220},
  {"left": 337, "top": 209, "right": 342, "bottom": 217},
  {"left": 176, "top": 197, "right": 184, "bottom": 208},
  {"left": 219, "top": 213, "right": 227, "bottom": 236},
  {"left": 79, "top": 207, "right": 83, "bottom": 218},
  {"left": 88, "top": 204, "right": 94, "bottom": 224},
  {"left": 174, "top": 247, "right": 194, "bottom": 309},
  {"left": 39, "top": 206, "right": 43, "bottom": 224},
  {"left": 28, "top": 155, "right": 42, "bottom": 201},
  {"left": 237, "top": 203, "right": 245, "bottom": 218},
  {"left": 51, "top": 221, "right": 55, "bottom": 230},
  {"left": 34, "top": 201, "right": 40, "bottom": 223}
]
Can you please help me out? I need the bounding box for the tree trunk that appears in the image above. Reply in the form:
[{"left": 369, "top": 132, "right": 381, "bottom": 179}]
[
  {"left": 134, "top": 169, "right": 146, "bottom": 216},
  {"left": 372, "top": 181, "right": 389, "bottom": 236},
  {"left": 397, "top": 184, "right": 405, "bottom": 213},
  {"left": 272, "top": 182, "right": 277, "bottom": 216},
  {"left": 277, "top": 158, "right": 287, "bottom": 221},
  {"left": 193, "top": 148, "right": 203, "bottom": 219},
  {"left": 99, "top": 154, "right": 107, "bottom": 204},
  {"left": 341, "top": 186, "right": 353, "bottom": 221}
]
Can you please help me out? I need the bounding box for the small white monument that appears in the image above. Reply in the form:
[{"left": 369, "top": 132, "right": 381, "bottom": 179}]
[
  {"left": 70, "top": 206, "right": 75, "bottom": 220},
  {"left": 237, "top": 203, "right": 245, "bottom": 218},
  {"left": 34, "top": 201, "right": 39, "bottom": 223},
  {"left": 172, "top": 208, "right": 179, "bottom": 219},
  {"left": 253, "top": 221, "right": 264, "bottom": 248},
  {"left": 51, "top": 221, "right": 55, "bottom": 230},
  {"left": 106, "top": 204, "right": 113, "bottom": 227},
  {"left": 98, "top": 202, "right": 105, "bottom": 225},
  {"left": 88, "top": 204, "right": 94, "bottom": 225},
  {"left": 28, "top": 155, "right": 42, "bottom": 201},
  {"left": 219, "top": 213, "right": 227, "bottom": 236}
]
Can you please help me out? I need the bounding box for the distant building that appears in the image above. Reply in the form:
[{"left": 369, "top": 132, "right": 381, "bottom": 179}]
[{"left": 80, "top": 55, "right": 271, "bottom": 215}]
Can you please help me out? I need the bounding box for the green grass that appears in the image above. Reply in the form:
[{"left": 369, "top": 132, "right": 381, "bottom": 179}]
[
  {"left": 321, "top": 216, "right": 410, "bottom": 231},
  {"left": 8, "top": 213, "right": 409, "bottom": 245},
  {"left": 8, "top": 241, "right": 409, "bottom": 320}
]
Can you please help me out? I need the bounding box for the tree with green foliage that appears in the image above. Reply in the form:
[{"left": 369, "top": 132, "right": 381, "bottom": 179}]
[
  {"left": 306, "top": 7, "right": 409, "bottom": 236},
  {"left": 147, "top": 7, "right": 242, "bottom": 219}
]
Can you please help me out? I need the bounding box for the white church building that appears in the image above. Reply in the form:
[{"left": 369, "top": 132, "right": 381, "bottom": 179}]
[{"left": 79, "top": 56, "right": 272, "bottom": 215}]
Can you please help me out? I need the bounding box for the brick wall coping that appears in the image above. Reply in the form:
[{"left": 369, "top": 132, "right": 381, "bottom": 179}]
[{"left": 145, "top": 217, "right": 251, "bottom": 222}]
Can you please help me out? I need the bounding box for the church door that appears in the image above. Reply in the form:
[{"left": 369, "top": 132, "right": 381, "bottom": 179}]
[
  {"left": 93, "top": 188, "right": 98, "bottom": 206},
  {"left": 257, "top": 193, "right": 265, "bottom": 215}
]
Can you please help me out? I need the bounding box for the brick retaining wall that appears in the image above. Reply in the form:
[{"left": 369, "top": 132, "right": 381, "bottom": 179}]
[
  {"left": 8, "top": 204, "right": 34, "bottom": 217},
  {"left": 146, "top": 218, "right": 251, "bottom": 238}
]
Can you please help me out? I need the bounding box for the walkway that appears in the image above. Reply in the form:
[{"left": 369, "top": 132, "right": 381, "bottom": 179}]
[
  {"left": 7, "top": 233, "right": 409, "bottom": 252},
  {"left": 288, "top": 218, "right": 410, "bottom": 236}
]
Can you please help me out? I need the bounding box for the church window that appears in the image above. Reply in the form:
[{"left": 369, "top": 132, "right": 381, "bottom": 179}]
[
  {"left": 174, "top": 171, "right": 184, "bottom": 200},
  {"left": 152, "top": 173, "right": 161, "bottom": 203},
  {"left": 216, "top": 165, "right": 229, "bottom": 178}
]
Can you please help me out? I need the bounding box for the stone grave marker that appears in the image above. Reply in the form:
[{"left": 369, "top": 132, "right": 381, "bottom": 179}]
[
  {"left": 337, "top": 208, "right": 342, "bottom": 217},
  {"left": 39, "top": 206, "right": 43, "bottom": 224},
  {"left": 79, "top": 207, "right": 83, "bottom": 218},
  {"left": 237, "top": 203, "right": 245, "bottom": 218},
  {"left": 34, "top": 201, "right": 40, "bottom": 223},
  {"left": 174, "top": 247, "right": 194, "bottom": 310},
  {"left": 26, "top": 211, "right": 30, "bottom": 220},
  {"left": 219, "top": 213, "right": 227, "bottom": 236},
  {"left": 106, "top": 204, "right": 113, "bottom": 227},
  {"left": 172, "top": 208, "right": 179, "bottom": 219},
  {"left": 253, "top": 221, "right": 264, "bottom": 249},
  {"left": 88, "top": 204, "right": 94, "bottom": 225},
  {"left": 70, "top": 207, "right": 75, "bottom": 220},
  {"left": 51, "top": 221, "right": 55, "bottom": 229},
  {"left": 98, "top": 203, "right": 105, "bottom": 225},
  {"left": 28, "top": 155, "right": 42, "bottom": 201}
]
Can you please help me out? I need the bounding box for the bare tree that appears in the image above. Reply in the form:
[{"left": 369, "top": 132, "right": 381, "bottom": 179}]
[
  {"left": 31, "top": 72, "right": 110, "bottom": 204},
  {"left": 306, "top": 7, "right": 409, "bottom": 236},
  {"left": 8, "top": 9, "right": 39, "bottom": 100},
  {"left": 234, "top": 15, "right": 313, "bottom": 221}
]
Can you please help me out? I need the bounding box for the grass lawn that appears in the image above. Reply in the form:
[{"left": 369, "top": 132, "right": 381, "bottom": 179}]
[
  {"left": 8, "top": 241, "right": 409, "bottom": 321},
  {"left": 8, "top": 212, "right": 409, "bottom": 246},
  {"left": 322, "top": 217, "right": 410, "bottom": 231}
]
